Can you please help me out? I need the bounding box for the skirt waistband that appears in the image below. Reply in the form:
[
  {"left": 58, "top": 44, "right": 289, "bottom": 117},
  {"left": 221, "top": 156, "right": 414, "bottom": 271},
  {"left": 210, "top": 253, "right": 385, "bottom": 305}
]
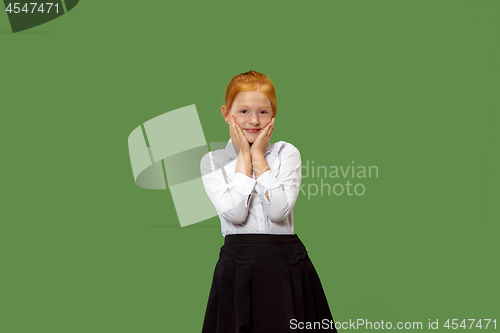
[{"left": 224, "top": 233, "right": 300, "bottom": 245}]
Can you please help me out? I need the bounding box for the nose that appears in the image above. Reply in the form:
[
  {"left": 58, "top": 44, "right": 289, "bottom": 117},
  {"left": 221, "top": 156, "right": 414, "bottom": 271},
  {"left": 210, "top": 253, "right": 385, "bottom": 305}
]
[{"left": 249, "top": 112, "right": 259, "bottom": 126}]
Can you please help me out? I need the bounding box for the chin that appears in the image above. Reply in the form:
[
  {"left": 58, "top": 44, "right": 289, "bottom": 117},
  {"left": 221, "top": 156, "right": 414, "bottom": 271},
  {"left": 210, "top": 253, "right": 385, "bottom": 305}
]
[{"left": 244, "top": 136, "right": 256, "bottom": 144}]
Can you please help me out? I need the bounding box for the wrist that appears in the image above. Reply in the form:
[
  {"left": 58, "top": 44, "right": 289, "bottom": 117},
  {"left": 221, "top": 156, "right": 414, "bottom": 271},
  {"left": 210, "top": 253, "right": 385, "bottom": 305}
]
[
  {"left": 238, "top": 144, "right": 250, "bottom": 154},
  {"left": 239, "top": 151, "right": 252, "bottom": 174},
  {"left": 250, "top": 149, "right": 264, "bottom": 158}
]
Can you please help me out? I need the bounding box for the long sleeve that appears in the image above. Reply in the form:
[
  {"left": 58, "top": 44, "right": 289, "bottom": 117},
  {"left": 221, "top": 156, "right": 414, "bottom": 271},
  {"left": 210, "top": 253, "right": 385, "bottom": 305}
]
[
  {"left": 200, "top": 152, "right": 257, "bottom": 224},
  {"left": 254, "top": 145, "right": 301, "bottom": 222}
]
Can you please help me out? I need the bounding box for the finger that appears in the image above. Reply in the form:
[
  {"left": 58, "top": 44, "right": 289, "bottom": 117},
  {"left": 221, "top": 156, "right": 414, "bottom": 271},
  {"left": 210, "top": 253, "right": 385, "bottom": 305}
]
[
  {"left": 232, "top": 117, "right": 240, "bottom": 131},
  {"left": 233, "top": 120, "right": 247, "bottom": 141},
  {"left": 229, "top": 117, "right": 237, "bottom": 133},
  {"left": 233, "top": 120, "right": 243, "bottom": 134},
  {"left": 265, "top": 121, "right": 273, "bottom": 136},
  {"left": 267, "top": 121, "right": 274, "bottom": 137},
  {"left": 257, "top": 126, "right": 267, "bottom": 139},
  {"left": 236, "top": 122, "right": 246, "bottom": 138}
]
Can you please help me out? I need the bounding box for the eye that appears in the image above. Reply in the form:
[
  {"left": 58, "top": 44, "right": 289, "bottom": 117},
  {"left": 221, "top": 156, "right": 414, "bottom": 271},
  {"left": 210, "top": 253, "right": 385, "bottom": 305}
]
[
  {"left": 260, "top": 110, "right": 268, "bottom": 114},
  {"left": 240, "top": 109, "right": 248, "bottom": 113}
]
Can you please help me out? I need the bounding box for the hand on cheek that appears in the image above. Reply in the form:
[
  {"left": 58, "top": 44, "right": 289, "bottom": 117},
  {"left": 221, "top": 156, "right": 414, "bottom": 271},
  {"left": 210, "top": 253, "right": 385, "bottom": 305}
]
[
  {"left": 229, "top": 116, "right": 250, "bottom": 154},
  {"left": 250, "top": 118, "right": 274, "bottom": 156}
]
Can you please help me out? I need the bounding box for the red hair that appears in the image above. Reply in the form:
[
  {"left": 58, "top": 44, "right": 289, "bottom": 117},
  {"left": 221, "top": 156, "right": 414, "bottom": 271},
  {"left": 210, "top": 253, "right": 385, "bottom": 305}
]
[{"left": 223, "top": 70, "right": 277, "bottom": 117}]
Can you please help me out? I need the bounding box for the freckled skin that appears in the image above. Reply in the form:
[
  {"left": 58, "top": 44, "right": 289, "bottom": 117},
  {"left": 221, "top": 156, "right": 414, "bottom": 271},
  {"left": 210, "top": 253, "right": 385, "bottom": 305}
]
[
  {"left": 221, "top": 90, "right": 275, "bottom": 202},
  {"left": 221, "top": 90, "right": 273, "bottom": 144}
]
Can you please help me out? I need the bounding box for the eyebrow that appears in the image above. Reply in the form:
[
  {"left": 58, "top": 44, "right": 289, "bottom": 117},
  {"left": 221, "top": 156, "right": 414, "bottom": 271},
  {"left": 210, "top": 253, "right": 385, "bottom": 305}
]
[{"left": 237, "top": 105, "right": 271, "bottom": 108}]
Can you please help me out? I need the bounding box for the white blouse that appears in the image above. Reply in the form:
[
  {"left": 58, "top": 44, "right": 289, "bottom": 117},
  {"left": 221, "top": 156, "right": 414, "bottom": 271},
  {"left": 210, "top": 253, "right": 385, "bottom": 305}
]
[{"left": 200, "top": 138, "right": 302, "bottom": 237}]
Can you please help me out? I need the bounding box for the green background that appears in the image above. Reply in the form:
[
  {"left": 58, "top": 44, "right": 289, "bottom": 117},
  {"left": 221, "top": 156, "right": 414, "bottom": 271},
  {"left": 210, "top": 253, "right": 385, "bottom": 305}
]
[{"left": 1, "top": 0, "right": 498, "bottom": 332}]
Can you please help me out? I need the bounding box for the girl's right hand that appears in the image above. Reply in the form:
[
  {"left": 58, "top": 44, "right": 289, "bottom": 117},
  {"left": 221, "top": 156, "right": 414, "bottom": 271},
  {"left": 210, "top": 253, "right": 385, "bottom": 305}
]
[{"left": 229, "top": 116, "right": 250, "bottom": 155}]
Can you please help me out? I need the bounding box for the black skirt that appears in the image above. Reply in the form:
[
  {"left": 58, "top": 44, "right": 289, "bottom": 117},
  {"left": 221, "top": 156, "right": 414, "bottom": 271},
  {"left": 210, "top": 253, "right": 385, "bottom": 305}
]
[{"left": 202, "top": 234, "right": 337, "bottom": 333}]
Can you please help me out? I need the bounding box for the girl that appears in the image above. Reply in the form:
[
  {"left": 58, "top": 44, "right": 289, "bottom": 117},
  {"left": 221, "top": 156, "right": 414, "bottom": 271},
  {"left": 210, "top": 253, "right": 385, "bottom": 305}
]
[{"left": 200, "top": 71, "right": 337, "bottom": 332}]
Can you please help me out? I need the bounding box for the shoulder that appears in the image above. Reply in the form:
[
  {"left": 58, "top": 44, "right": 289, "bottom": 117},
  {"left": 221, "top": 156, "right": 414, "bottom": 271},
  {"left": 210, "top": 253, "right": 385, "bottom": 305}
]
[
  {"left": 200, "top": 147, "right": 230, "bottom": 173},
  {"left": 200, "top": 151, "right": 214, "bottom": 173},
  {"left": 272, "top": 140, "right": 301, "bottom": 158}
]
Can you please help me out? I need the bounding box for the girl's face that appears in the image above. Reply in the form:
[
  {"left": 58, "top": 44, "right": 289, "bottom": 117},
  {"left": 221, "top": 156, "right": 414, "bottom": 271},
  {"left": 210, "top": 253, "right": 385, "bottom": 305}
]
[{"left": 222, "top": 90, "right": 274, "bottom": 144}]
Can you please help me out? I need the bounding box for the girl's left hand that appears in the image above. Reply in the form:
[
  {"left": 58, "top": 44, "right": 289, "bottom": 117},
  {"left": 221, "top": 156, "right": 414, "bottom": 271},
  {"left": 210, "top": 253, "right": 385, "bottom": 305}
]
[{"left": 250, "top": 118, "right": 275, "bottom": 156}]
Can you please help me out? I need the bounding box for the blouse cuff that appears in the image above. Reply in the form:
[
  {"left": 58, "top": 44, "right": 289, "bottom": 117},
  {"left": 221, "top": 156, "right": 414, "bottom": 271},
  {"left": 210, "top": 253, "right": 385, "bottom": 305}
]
[
  {"left": 229, "top": 172, "right": 257, "bottom": 196},
  {"left": 255, "top": 170, "right": 281, "bottom": 201}
]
